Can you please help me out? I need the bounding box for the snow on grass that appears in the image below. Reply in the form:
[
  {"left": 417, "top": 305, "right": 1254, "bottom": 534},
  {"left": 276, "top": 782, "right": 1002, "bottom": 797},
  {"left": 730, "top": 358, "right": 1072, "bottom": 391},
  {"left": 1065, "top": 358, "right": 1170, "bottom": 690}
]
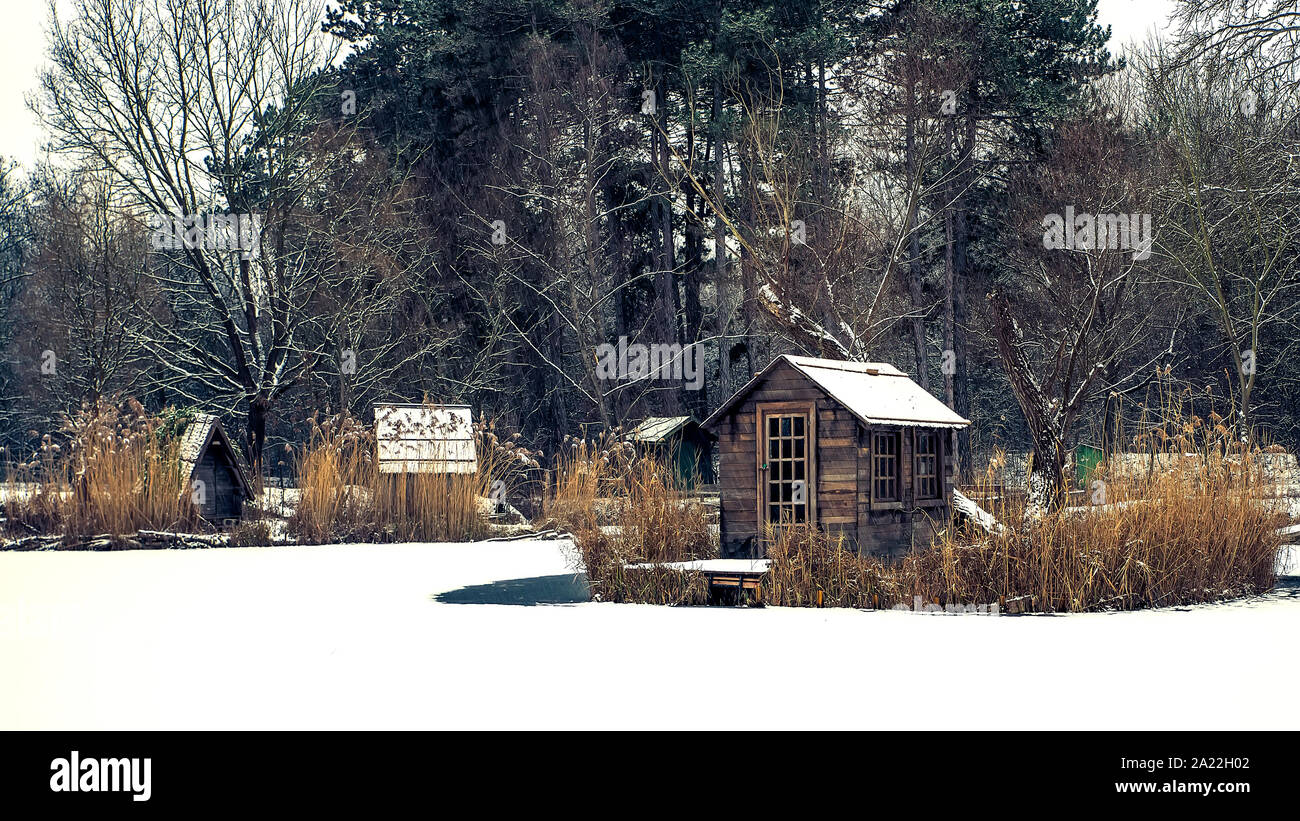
[{"left": 1, "top": 538, "right": 1297, "bottom": 730}]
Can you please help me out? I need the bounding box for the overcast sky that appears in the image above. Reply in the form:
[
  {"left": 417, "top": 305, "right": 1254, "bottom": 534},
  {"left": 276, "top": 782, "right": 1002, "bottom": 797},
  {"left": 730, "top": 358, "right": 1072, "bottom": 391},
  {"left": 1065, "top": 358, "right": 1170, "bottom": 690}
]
[{"left": 0, "top": 0, "right": 1178, "bottom": 172}]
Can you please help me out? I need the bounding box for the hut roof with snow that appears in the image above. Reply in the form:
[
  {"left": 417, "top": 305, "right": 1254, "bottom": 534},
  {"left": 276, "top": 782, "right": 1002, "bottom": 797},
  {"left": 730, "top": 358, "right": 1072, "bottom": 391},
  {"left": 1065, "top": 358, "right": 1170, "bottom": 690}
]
[{"left": 703, "top": 355, "right": 970, "bottom": 430}]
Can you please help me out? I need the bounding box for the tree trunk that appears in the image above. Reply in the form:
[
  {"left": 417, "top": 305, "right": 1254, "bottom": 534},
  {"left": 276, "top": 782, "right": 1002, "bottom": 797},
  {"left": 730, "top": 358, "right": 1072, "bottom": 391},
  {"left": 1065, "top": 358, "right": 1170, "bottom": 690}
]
[
  {"left": 653, "top": 74, "right": 680, "bottom": 415},
  {"left": 247, "top": 394, "right": 269, "bottom": 485},
  {"left": 905, "top": 76, "right": 927, "bottom": 389},
  {"left": 991, "top": 293, "right": 1068, "bottom": 511},
  {"left": 952, "top": 97, "right": 976, "bottom": 473},
  {"left": 943, "top": 119, "right": 956, "bottom": 412},
  {"left": 711, "top": 45, "right": 731, "bottom": 403}
]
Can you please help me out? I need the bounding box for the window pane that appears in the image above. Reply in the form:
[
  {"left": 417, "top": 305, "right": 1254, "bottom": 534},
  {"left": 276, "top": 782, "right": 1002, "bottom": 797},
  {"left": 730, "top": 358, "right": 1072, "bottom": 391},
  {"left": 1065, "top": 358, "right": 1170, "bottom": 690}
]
[
  {"left": 793, "top": 416, "right": 804, "bottom": 436},
  {"left": 781, "top": 417, "right": 791, "bottom": 436}
]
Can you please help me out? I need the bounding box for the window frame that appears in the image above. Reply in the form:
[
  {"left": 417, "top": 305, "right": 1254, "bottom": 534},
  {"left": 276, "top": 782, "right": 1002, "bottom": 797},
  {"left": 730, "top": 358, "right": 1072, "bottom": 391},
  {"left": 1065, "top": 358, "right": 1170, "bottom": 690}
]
[
  {"left": 913, "top": 429, "right": 943, "bottom": 503},
  {"left": 869, "top": 427, "right": 903, "bottom": 509}
]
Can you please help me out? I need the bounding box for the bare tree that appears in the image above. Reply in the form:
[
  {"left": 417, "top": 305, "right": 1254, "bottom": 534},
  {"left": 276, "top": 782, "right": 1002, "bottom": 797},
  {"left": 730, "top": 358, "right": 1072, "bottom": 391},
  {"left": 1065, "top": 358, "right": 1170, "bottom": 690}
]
[
  {"left": 34, "top": 0, "right": 347, "bottom": 474},
  {"left": 0, "top": 159, "right": 32, "bottom": 442},
  {"left": 12, "top": 167, "right": 157, "bottom": 417},
  {"left": 1138, "top": 46, "right": 1300, "bottom": 440},
  {"left": 454, "top": 23, "right": 692, "bottom": 440},
  {"left": 990, "top": 97, "right": 1178, "bottom": 510},
  {"left": 664, "top": 60, "right": 939, "bottom": 370},
  {"left": 1174, "top": 0, "right": 1300, "bottom": 80}
]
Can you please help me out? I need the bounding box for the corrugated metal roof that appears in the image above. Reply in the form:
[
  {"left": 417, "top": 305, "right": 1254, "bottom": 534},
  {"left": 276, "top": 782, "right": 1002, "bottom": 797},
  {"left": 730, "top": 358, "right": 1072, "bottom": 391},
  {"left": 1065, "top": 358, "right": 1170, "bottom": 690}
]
[
  {"left": 375, "top": 404, "right": 478, "bottom": 474},
  {"left": 630, "top": 415, "right": 693, "bottom": 443},
  {"left": 703, "top": 354, "right": 971, "bottom": 430}
]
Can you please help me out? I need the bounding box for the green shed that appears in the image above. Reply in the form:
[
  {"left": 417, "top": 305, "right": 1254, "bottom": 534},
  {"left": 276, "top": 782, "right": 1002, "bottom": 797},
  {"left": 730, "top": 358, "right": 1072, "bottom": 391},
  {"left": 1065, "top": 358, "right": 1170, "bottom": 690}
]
[
  {"left": 1074, "top": 442, "right": 1103, "bottom": 487},
  {"left": 629, "top": 416, "right": 716, "bottom": 488}
]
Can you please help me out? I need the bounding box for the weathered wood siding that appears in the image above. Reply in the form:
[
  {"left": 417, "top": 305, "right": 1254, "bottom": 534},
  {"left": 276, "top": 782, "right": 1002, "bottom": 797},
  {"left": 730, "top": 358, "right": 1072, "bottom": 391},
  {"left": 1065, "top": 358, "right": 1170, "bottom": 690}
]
[
  {"left": 195, "top": 448, "right": 244, "bottom": 521},
  {"left": 854, "top": 426, "right": 958, "bottom": 558},
  {"left": 715, "top": 360, "right": 960, "bottom": 560},
  {"left": 716, "top": 359, "right": 857, "bottom": 557}
]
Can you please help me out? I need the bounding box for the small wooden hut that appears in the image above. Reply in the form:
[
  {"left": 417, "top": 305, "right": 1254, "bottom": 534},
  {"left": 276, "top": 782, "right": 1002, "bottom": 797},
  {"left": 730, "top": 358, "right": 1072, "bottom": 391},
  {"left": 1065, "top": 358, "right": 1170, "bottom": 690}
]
[
  {"left": 178, "top": 413, "right": 254, "bottom": 524},
  {"left": 703, "top": 355, "right": 971, "bottom": 559},
  {"left": 628, "top": 415, "right": 716, "bottom": 488}
]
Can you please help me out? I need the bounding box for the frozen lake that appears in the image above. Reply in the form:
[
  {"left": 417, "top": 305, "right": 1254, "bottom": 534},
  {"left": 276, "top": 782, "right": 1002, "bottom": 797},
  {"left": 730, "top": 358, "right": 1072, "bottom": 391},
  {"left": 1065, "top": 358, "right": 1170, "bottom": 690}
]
[{"left": 1, "top": 539, "right": 1297, "bottom": 729}]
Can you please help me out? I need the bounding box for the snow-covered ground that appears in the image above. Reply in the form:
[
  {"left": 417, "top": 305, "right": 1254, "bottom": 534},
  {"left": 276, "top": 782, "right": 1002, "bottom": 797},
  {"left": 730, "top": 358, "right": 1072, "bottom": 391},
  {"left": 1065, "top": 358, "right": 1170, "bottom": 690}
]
[{"left": 1, "top": 538, "right": 1297, "bottom": 730}]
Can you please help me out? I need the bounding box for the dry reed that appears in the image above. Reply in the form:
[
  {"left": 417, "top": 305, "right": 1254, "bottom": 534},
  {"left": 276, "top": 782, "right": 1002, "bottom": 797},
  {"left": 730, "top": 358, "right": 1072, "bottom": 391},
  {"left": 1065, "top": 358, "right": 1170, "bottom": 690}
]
[
  {"left": 545, "top": 432, "right": 715, "bottom": 604},
  {"left": 761, "top": 398, "right": 1287, "bottom": 612},
  {"left": 287, "top": 409, "right": 537, "bottom": 543},
  {"left": 2, "top": 399, "right": 199, "bottom": 543}
]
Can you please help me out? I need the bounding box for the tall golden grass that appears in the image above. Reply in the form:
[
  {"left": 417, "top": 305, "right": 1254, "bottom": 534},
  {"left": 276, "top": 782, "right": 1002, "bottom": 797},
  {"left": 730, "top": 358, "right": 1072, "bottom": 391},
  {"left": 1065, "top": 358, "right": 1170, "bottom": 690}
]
[
  {"left": 544, "top": 433, "right": 715, "bottom": 604},
  {"left": 763, "top": 524, "right": 904, "bottom": 608},
  {"left": 2, "top": 399, "right": 198, "bottom": 542},
  {"left": 761, "top": 399, "right": 1287, "bottom": 612},
  {"left": 556, "top": 393, "right": 1286, "bottom": 612},
  {"left": 287, "top": 410, "right": 537, "bottom": 543}
]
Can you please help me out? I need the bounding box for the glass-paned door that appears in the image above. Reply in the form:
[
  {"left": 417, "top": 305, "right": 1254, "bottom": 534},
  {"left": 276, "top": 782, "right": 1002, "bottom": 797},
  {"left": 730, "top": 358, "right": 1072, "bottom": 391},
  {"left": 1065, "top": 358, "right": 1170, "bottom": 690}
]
[{"left": 764, "top": 412, "right": 809, "bottom": 533}]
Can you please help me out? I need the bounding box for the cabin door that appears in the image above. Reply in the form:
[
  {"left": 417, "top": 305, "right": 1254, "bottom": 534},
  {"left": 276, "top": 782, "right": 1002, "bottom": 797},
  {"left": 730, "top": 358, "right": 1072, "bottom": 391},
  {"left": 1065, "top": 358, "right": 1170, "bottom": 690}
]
[{"left": 759, "top": 405, "right": 814, "bottom": 539}]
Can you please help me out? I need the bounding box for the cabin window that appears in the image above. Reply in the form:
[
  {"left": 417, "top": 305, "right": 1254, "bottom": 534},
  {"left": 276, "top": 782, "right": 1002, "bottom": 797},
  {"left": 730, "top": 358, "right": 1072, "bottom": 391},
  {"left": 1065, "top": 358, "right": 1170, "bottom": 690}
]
[
  {"left": 872, "top": 430, "right": 900, "bottom": 501},
  {"left": 915, "top": 431, "right": 940, "bottom": 499}
]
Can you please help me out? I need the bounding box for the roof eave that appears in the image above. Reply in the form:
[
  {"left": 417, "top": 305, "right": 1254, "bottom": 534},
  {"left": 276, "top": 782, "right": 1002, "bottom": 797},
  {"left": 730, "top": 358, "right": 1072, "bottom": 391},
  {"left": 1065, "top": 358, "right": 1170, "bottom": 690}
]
[
  {"left": 860, "top": 417, "right": 971, "bottom": 429},
  {"left": 701, "top": 357, "right": 791, "bottom": 429}
]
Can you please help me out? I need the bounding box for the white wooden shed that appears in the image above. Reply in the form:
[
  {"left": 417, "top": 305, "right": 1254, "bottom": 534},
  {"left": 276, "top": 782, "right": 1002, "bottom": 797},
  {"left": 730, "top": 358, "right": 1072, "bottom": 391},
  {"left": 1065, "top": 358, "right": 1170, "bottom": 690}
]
[{"left": 374, "top": 403, "right": 478, "bottom": 474}]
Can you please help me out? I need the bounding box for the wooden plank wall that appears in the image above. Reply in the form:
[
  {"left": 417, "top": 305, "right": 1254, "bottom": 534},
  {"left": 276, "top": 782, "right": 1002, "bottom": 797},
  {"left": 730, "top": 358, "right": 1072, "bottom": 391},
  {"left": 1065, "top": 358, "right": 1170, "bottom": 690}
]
[
  {"left": 717, "top": 360, "right": 859, "bottom": 557},
  {"left": 196, "top": 448, "right": 244, "bottom": 521},
  {"left": 816, "top": 402, "right": 858, "bottom": 547},
  {"left": 717, "top": 363, "right": 821, "bottom": 556}
]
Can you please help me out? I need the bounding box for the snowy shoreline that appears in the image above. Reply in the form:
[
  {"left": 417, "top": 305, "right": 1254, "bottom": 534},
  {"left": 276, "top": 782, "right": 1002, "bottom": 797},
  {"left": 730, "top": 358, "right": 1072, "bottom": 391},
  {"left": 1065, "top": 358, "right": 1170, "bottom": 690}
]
[{"left": 2, "top": 538, "right": 1298, "bottom": 730}]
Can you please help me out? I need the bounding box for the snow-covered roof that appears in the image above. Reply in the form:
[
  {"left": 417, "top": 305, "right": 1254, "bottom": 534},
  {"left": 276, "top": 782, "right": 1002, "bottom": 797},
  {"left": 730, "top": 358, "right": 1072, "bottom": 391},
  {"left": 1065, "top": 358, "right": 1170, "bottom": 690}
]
[
  {"left": 375, "top": 404, "right": 478, "bottom": 474},
  {"left": 629, "top": 415, "right": 710, "bottom": 443},
  {"left": 703, "top": 354, "right": 971, "bottom": 430}
]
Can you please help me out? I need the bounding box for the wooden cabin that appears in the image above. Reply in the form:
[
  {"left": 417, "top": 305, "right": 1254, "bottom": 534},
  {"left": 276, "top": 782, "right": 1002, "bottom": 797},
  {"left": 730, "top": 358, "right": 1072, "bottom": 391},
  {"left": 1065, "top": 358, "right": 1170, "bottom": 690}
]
[
  {"left": 629, "top": 415, "right": 717, "bottom": 488},
  {"left": 178, "top": 413, "right": 254, "bottom": 524},
  {"left": 702, "top": 355, "right": 971, "bottom": 560}
]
